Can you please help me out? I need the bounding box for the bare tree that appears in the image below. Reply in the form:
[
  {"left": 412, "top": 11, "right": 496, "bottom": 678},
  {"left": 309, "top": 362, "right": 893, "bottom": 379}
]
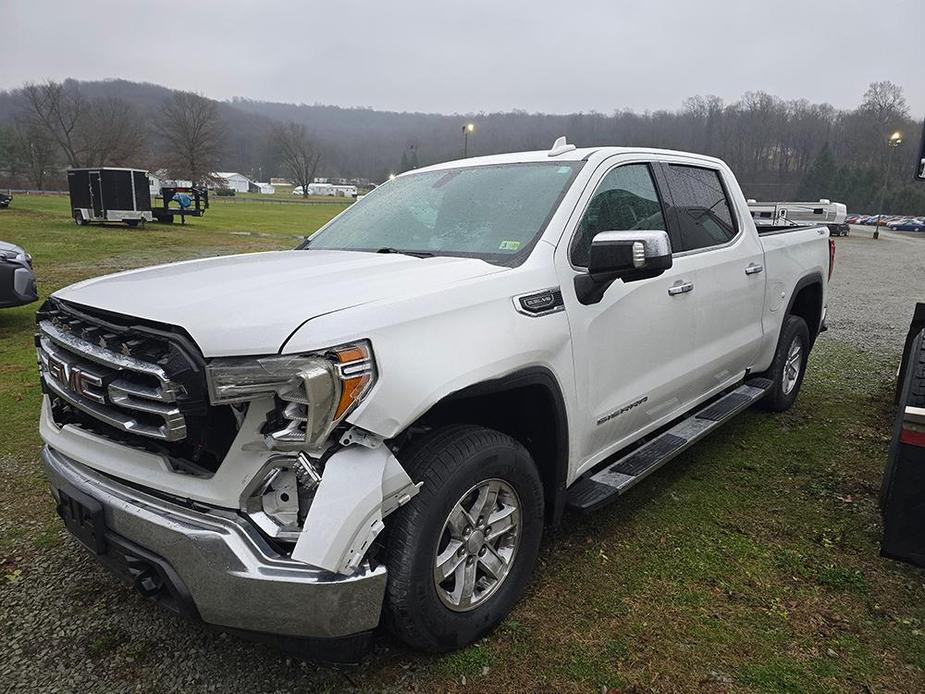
[
  {"left": 860, "top": 80, "right": 910, "bottom": 168},
  {"left": 272, "top": 122, "right": 322, "bottom": 197},
  {"left": 84, "top": 97, "right": 147, "bottom": 166},
  {"left": 19, "top": 80, "right": 148, "bottom": 169},
  {"left": 155, "top": 91, "right": 224, "bottom": 183},
  {"left": 861, "top": 80, "right": 909, "bottom": 127},
  {"left": 11, "top": 117, "right": 57, "bottom": 189},
  {"left": 21, "top": 81, "right": 84, "bottom": 167}
]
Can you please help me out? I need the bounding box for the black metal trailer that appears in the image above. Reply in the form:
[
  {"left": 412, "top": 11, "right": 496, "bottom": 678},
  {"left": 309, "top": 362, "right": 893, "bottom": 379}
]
[
  {"left": 67, "top": 168, "right": 153, "bottom": 227},
  {"left": 152, "top": 186, "right": 209, "bottom": 224}
]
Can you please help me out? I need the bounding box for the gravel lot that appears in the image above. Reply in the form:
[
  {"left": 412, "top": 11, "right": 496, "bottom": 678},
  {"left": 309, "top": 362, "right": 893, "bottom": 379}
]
[
  {"left": 1, "top": 226, "right": 923, "bottom": 693},
  {"left": 825, "top": 225, "right": 925, "bottom": 354}
]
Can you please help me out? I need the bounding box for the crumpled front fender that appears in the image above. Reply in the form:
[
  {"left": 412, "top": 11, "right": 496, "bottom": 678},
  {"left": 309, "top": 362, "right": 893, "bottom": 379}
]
[{"left": 292, "top": 444, "right": 419, "bottom": 575}]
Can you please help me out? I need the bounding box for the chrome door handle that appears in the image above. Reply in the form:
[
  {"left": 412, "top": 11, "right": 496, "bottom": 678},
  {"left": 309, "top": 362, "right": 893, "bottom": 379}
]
[
  {"left": 668, "top": 281, "right": 694, "bottom": 296},
  {"left": 745, "top": 263, "right": 764, "bottom": 276}
]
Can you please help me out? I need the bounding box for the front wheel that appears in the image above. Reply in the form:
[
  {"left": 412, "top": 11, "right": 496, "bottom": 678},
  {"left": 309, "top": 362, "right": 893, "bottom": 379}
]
[
  {"left": 384, "top": 425, "right": 544, "bottom": 652},
  {"left": 758, "top": 315, "right": 810, "bottom": 412}
]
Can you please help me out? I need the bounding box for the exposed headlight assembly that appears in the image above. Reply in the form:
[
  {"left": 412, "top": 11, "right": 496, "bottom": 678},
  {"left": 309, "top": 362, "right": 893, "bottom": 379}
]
[{"left": 206, "top": 341, "right": 375, "bottom": 450}]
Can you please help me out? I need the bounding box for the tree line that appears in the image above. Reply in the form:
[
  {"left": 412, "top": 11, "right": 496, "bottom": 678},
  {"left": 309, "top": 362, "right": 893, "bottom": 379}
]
[{"left": 0, "top": 78, "right": 921, "bottom": 213}]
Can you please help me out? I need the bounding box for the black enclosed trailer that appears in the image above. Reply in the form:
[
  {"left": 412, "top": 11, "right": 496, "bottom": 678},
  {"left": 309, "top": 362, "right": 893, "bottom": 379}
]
[{"left": 68, "top": 168, "right": 154, "bottom": 227}]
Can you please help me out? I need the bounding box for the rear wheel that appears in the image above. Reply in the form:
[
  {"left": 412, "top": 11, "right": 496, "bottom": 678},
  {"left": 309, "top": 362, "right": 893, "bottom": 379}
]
[
  {"left": 126, "top": 219, "right": 139, "bottom": 228},
  {"left": 759, "top": 315, "right": 810, "bottom": 412},
  {"left": 384, "top": 425, "right": 544, "bottom": 652},
  {"left": 73, "top": 210, "right": 88, "bottom": 226}
]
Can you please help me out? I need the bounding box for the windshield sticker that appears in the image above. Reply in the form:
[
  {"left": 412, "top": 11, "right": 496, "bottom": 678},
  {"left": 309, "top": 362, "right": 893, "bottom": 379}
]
[{"left": 499, "top": 240, "right": 522, "bottom": 251}]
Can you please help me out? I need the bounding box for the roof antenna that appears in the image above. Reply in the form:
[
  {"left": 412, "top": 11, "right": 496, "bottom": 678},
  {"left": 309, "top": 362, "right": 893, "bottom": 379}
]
[{"left": 548, "top": 136, "right": 576, "bottom": 157}]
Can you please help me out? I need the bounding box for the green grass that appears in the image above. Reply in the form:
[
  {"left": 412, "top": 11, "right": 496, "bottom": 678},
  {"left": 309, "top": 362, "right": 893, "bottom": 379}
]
[{"left": 1, "top": 195, "right": 923, "bottom": 691}]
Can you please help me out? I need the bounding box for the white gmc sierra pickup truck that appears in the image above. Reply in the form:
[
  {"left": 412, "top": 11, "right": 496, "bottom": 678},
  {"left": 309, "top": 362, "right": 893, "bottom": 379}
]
[{"left": 38, "top": 139, "right": 834, "bottom": 657}]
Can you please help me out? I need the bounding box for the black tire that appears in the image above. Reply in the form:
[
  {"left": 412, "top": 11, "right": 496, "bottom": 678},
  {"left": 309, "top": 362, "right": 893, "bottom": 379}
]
[
  {"left": 126, "top": 219, "right": 139, "bottom": 228},
  {"left": 73, "top": 211, "right": 88, "bottom": 226},
  {"left": 758, "top": 315, "right": 811, "bottom": 412},
  {"left": 384, "top": 425, "right": 544, "bottom": 652}
]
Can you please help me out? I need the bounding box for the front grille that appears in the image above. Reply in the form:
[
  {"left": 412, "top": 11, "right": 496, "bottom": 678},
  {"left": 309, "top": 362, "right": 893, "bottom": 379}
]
[
  {"left": 38, "top": 320, "right": 187, "bottom": 441},
  {"left": 36, "top": 299, "right": 239, "bottom": 472}
]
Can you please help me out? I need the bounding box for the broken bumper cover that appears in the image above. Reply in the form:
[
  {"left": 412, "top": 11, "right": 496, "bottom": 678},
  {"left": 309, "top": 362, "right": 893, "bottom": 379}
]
[{"left": 41, "top": 445, "right": 387, "bottom": 641}]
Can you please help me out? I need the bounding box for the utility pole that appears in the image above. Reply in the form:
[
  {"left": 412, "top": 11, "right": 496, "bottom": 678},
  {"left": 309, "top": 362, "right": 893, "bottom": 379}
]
[
  {"left": 462, "top": 123, "right": 475, "bottom": 157},
  {"left": 874, "top": 131, "right": 904, "bottom": 240}
]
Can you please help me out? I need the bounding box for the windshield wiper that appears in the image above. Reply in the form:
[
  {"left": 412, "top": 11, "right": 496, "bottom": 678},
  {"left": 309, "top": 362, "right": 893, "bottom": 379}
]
[{"left": 375, "top": 247, "right": 434, "bottom": 258}]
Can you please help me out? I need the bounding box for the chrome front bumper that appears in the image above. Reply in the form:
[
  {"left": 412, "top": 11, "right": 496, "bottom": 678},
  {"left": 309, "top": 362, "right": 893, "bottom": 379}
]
[{"left": 42, "top": 446, "right": 387, "bottom": 640}]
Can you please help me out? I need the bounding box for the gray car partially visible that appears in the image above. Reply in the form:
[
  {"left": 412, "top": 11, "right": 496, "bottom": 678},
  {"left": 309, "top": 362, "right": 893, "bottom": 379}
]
[{"left": 0, "top": 240, "right": 39, "bottom": 308}]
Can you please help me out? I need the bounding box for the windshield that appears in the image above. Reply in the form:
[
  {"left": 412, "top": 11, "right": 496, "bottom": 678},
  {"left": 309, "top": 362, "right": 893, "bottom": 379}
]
[{"left": 303, "top": 162, "right": 582, "bottom": 264}]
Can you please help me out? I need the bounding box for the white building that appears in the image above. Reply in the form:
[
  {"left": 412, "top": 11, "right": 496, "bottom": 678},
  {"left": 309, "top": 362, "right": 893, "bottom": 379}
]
[
  {"left": 250, "top": 182, "right": 276, "bottom": 195},
  {"left": 213, "top": 172, "right": 253, "bottom": 193}
]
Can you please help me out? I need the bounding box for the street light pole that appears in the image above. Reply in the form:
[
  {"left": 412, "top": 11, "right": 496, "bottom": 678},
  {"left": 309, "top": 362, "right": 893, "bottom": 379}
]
[
  {"left": 463, "top": 123, "right": 475, "bottom": 157},
  {"left": 874, "top": 131, "right": 904, "bottom": 240}
]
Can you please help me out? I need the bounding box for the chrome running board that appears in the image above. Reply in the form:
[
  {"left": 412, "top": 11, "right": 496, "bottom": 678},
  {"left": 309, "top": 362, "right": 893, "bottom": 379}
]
[{"left": 566, "top": 378, "right": 773, "bottom": 513}]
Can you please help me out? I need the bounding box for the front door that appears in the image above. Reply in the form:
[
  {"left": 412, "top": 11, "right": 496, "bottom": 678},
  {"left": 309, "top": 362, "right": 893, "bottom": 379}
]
[{"left": 557, "top": 160, "right": 706, "bottom": 475}]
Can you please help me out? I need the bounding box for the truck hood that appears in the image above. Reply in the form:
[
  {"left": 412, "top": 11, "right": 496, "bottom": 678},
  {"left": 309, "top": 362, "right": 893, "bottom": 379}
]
[{"left": 54, "top": 250, "right": 507, "bottom": 356}]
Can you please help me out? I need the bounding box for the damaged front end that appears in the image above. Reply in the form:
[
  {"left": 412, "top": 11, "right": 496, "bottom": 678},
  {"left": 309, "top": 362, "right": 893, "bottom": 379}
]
[
  {"left": 37, "top": 300, "right": 418, "bottom": 644},
  {"left": 241, "top": 438, "right": 419, "bottom": 575},
  {"left": 208, "top": 341, "right": 419, "bottom": 575}
]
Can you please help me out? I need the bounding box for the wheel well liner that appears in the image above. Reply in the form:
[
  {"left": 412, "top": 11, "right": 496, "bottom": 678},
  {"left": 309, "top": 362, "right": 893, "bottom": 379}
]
[
  {"left": 405, "top": 367, "right": 569, "bottom": 526},
  {"left": 786, "top": 273, "right": 824, "bottom": 342}
]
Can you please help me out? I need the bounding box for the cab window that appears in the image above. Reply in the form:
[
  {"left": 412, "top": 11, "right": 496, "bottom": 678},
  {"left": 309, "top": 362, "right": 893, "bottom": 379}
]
[
  {"left": 661, "top": 165, "right": 738, "bottom": 252},
  {"left": 570, "top": 163, "right": 668, "bottom": 267}
]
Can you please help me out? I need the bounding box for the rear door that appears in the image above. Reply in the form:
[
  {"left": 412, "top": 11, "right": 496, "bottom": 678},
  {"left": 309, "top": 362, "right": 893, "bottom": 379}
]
[
  {"left": 654, "top": 161, "right": 766, "bottom": 392},
  {"left": 556, "top": 158, "right": 706, "bottom": 472}
]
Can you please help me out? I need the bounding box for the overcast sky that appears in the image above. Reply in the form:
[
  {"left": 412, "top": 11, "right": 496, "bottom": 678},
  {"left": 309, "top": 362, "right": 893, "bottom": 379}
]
[{"left": 3, "top": 0, "right": 923, "bottom": 116}]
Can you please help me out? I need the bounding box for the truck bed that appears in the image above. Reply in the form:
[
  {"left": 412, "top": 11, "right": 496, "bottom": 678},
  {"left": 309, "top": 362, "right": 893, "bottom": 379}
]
[{"left": 756, "top": 223, "right": 828, "bottom": 236}]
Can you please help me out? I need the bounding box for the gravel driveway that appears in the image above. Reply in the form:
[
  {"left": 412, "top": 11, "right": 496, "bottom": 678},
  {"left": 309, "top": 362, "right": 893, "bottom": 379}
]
[
  {"left": 824, "top": 226, "right": 925, "bottom": 354},
  {"left": 2, "top": 225, "right": 923, "bottom": 693}
]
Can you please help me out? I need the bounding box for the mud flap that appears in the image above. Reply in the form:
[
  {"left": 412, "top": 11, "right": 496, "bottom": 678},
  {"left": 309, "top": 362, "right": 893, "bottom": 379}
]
[{"left": 291, "top": 445, "right": 419, "bottom": 574}]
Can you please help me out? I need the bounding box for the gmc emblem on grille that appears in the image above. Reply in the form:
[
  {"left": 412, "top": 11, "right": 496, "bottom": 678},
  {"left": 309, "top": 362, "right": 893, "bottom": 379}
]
[{"left": 46, "top": 351, "right": 106, "bottom": 404}]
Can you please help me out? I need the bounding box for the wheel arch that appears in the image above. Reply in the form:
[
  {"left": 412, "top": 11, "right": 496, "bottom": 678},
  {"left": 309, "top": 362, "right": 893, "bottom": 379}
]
[
  {"left": 398, "top": 366, "right": 570, "bottom": 527},
  {"left": 786, "top": 272, "right": 824, "bottom": 343}
]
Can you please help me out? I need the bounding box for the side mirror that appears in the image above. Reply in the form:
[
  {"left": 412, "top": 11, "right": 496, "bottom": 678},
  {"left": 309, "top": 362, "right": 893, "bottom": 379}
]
[{"left": 576, "top": 230, "right": 673, "bottom": 305}]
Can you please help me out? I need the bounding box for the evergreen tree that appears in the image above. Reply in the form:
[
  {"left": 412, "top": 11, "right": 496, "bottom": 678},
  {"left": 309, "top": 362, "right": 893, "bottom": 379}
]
[
  {"left": 408, "top": 145, "right": 419, "bottom": 170},
  {"left": 797, "top": 143, "right": 836, "bottom": 200},
  {"left": 398, "top": 150, "right": 410, "bottom": 174}
]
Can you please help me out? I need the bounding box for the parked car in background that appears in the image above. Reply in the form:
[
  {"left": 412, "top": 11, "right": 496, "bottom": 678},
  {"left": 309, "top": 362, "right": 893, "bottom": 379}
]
[
  {"left": 888, "top": 219, "right": 925, "bottom": 232},
  {"left": 0, "top": 240, "right": 38, "bottom": 308},
  {"left": 845, "top": 214, "right": 861, "bottom": 224},
  {"left": 0, "top": 192, "right": 11, "bottom": 209}
]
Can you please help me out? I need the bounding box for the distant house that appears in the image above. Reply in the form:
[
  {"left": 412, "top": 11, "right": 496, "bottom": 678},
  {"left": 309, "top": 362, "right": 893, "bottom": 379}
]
[{"left": 212, "top": 172, "right": 252, "bottom": 193}]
